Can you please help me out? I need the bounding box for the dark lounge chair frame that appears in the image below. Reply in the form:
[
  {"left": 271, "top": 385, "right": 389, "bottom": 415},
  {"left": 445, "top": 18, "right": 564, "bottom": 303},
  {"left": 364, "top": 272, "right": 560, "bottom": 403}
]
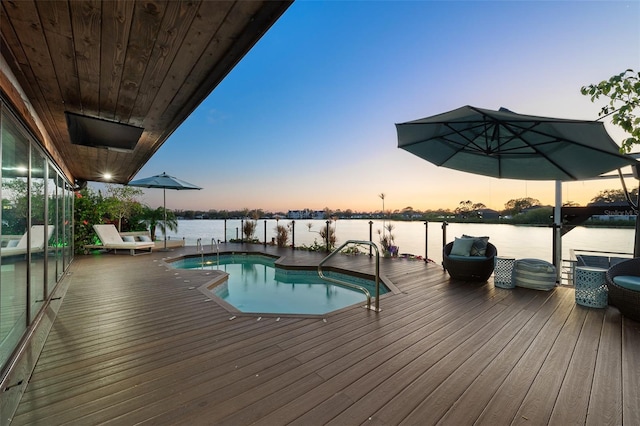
[
  {"left": 442, "top": 241, "right": 497, "bottom": 282},
  {"left": 605, "top": 258, "right": 640, "bottom": 322}
]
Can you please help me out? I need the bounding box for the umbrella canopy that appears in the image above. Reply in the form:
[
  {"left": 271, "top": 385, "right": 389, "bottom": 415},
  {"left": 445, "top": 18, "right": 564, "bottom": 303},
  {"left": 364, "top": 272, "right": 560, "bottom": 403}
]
[
  {"left": 397, "top": 105, "right": 637, "bottom": 181},
  {"left": 127, "top": 172, "right": 202, "bottom": 190},
  {"left": 128, "top": 172, "right": 201, "bottom": 250}
]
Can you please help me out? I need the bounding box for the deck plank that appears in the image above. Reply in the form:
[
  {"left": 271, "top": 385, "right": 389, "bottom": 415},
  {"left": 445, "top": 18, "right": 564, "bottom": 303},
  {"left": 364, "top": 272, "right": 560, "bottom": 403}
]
[{"left": 10, "top": 243, "right": 640, "bottom": 425}]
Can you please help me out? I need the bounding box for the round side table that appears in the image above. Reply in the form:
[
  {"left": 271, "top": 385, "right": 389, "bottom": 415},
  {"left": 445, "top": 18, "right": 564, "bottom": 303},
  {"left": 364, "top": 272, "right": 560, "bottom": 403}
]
[
  {"left": 575, "top": 266, "right": 608, "bottom": 308},
  {"left": 494, "top": 257, "right": 516, "bottom": 289}
]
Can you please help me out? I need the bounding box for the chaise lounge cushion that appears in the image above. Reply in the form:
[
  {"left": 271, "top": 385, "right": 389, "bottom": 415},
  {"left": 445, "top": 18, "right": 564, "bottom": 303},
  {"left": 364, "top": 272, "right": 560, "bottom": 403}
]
[{"left": 93, "top": 224, "right": 154, "bottom": 255}]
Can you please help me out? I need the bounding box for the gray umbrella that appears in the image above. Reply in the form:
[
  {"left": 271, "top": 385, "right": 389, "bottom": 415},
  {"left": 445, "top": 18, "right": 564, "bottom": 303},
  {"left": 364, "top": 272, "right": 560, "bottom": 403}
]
[
  {"left": 128, "top": 172, "right": 201, "bottom": 250},
  {"left": 397, "top": 105, "right": 639, "bottom": 274},
  {"left": 397, "top": 105, "right": 637, "bottom": 181}
]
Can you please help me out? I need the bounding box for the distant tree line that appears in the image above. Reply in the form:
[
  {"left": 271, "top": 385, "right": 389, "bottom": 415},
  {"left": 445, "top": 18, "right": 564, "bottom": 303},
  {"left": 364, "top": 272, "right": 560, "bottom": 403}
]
[{"left": 168, "top": 188, "right": 639, "bottom": 228}]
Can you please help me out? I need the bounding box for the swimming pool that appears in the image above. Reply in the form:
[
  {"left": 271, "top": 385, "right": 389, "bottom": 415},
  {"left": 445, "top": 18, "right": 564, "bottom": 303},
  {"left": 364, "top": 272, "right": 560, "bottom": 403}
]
[{"left": 170, "top": 254, "right": 389, "bottom": 315}]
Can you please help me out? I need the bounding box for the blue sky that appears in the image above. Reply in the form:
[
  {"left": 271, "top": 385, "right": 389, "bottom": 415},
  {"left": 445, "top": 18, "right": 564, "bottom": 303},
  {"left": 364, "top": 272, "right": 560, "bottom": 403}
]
[{"left": 123, "top": 0, "right": 640, "bottom": 213}]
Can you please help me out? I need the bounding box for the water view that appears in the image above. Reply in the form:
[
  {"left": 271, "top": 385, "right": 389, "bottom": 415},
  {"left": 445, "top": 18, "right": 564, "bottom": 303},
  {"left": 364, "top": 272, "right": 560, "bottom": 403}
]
[{"left": 164, "top": 219, "right": 635, "bottom": 264}]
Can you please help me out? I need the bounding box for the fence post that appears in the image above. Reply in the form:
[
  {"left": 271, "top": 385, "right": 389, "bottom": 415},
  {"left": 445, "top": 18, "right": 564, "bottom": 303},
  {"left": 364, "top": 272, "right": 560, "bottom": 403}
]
[
  {"left": 326, "top": 220, "right": 330, "bottom": 252},
  {"left": 224, "top": 219, "right": 227, "bottom": 243},
  {"left": 291, "top": 220, "right": 295, "bottom": 250},
  {"left": 442, "top": 221, "right": 448, "bottom": 247},
  {"left": 424, "top": 221, "right": 429, "bottom": 260},
  {"left": 369, "top": 220, "right": 373, "bottom": 257},
  {"left": 264, "top": 220, "right": 267, "bottom": 246}
]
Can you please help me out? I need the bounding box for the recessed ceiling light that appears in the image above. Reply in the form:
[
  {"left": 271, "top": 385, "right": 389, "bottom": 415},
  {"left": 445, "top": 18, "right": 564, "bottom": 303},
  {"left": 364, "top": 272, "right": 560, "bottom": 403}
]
[{"left": 103, "top": 173, "right": 112, "bottom": 180}]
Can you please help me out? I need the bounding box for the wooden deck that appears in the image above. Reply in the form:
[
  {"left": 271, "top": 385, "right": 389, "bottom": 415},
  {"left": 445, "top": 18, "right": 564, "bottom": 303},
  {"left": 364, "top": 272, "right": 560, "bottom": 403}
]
[{"left": 11, "top": 244, "right": 640, "bottom": 425}]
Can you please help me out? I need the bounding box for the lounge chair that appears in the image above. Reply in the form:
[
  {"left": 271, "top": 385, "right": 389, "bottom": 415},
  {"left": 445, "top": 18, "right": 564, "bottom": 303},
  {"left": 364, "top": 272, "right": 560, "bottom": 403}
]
[
  {"left": 605, "top": 258, "right": 640, "bottom": 322},
  {"left": 443, "top": 239, "right": 497, "bottom": 282},
  {"left": 1, "top": 225, "right": 55, "bottom": 257},
  {"left": 92, "top": 224, "right": 154, "bottom": 255}
]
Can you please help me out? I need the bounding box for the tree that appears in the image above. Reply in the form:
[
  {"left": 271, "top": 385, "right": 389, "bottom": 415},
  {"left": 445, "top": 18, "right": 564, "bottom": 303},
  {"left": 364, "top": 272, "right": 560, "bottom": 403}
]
[
  {"left": 73, "top": 188, "right": 107, "bottom": 252},
  {"left": 581, "top": 69, "right": 640, "bottom": 153},
  {"left": 104, "top": 184, "right": 143, "bottom": 231},
  {"left": 454, "top": 200, "right": 473, "bottom": 218},
  {"left": 135, "top": 206, "right": 178, "bottom": 241},
  {"left": 472, "top": 202, "right": 486, "bottom": 210},
  {"left": 590, "top": 188, "right": 638, "bottom": 204},
  {"left": 503, "top": 197, "right": 541, "bottom": 216}
]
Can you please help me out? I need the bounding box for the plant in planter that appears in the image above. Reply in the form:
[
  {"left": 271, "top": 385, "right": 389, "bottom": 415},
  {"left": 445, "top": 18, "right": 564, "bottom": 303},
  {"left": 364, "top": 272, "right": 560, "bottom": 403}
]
[
  {"left": 275, "top": 224, "right": 289, "bottom": 247},
  {"left": 378, "top": 223, "right": 399, "bottom": 257}
]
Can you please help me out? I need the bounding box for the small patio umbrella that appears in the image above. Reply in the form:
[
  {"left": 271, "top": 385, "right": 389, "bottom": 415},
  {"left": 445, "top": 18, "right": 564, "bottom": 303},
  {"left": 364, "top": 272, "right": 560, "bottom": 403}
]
[
  {"left": 128, "top": 172, "right": 201, "bottom": 251},
  {"left": 397, "top": 105, "right": 639, "bottom": 274}
]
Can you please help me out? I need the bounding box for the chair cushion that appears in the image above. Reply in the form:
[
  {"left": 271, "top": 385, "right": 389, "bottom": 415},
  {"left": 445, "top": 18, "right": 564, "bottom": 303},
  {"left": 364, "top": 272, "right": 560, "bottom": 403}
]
[
  {"left": 6, "top": 240, "right": 19, "bottom": 248},
  {"left": 612, "top": 275, "right": 640, "bottom": 292},
  {"left": 139, "top": 235, "right": 152, "bottom": 242},
  {"left": 122, "top": 235, "right": 135, "bottom": 242},
  {"left": 463, "top": 234, "right": 489, "bottom": 256},
  {"left": 450, "top": 237, "right": 474, "bottom": 256},
  {"left": 447, "top": 254, "right": 488, "bottom": 262}
]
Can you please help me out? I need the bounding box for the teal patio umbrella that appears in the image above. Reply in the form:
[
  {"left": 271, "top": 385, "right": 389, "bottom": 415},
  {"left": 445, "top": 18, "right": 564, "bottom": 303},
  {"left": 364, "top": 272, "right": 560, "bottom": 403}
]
[
  {"left": 128, "top": 172, "right": 201, "bottom": 250},
  {"left": 397, "top": 105, "right": 639, "bottom": 271},
  {"left": 397, "top": 105, "right": 636, "bottom": 181}
]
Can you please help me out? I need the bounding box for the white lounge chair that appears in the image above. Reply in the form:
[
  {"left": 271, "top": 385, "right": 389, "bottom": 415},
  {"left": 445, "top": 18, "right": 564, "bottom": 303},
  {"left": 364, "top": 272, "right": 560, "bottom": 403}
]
[
  {"left": 93, "top": 224, "right": 154, "bottom": 255},
  {"left": 1, "top": 225, "right": 55, "bottom": 257}
]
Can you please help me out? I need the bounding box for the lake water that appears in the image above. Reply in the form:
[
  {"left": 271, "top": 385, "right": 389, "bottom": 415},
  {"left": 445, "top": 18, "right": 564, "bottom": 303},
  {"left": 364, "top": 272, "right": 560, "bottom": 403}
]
[{"left": 163, "top": 219, "right": 635, "bottom": 264}]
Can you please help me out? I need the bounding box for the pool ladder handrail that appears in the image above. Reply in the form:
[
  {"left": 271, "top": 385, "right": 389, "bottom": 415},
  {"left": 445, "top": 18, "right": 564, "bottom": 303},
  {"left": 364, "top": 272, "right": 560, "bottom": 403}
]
[
  {"left": 196, "top": 238, "right": 220, "bottom": 269},
  {"left": 196, "top": 238, "right": 204, "bottom": 268},
  {"left": 211, "top": 238, "right": 220, "bottom": 269},
  {"left": 318, "top": 240, "right": 381, "bottom": 312}
]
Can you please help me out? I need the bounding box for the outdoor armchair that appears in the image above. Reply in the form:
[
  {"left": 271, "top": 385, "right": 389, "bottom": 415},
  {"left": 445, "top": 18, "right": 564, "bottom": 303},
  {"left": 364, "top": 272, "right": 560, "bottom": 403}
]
[
  {"left": 443, "top": 240, "right": 497, "bottom": 282},
  {"left": 605, "top": 258, "right": 640, "bottom": 322}
]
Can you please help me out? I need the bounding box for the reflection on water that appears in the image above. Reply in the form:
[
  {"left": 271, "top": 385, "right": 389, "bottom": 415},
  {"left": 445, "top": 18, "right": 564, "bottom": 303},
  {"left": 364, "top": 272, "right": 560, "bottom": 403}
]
[{"left": 166, "top": 219, "right": 635, "bottom": 264}]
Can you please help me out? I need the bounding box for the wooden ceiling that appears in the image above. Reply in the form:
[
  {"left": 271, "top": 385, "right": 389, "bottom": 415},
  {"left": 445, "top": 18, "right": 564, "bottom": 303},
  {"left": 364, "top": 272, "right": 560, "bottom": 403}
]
[{"left": 0, "top": 0, "right": 292, "bottom": 185}]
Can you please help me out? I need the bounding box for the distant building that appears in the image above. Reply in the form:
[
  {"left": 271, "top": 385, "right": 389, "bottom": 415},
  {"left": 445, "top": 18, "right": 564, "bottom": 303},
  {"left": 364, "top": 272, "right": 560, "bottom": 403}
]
[
  {"left": 287, "top": 209, "right": 326, "bottom": 220},
  {"left": 475, "top": 208, "right": 500, "bottom": 219}
]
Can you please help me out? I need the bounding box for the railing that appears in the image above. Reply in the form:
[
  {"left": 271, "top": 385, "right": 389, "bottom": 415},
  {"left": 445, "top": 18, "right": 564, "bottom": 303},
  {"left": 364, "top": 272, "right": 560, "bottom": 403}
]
[
  {"left": 318, "top": 240, "right": 381, "bottom": 312},
  {"left": 560, "top": 248, "right": 633, "bottom": 286}
]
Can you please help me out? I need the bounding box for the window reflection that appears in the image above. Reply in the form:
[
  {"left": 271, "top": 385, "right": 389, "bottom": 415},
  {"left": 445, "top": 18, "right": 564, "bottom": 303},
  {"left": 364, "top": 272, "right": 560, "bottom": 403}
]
[
  {"left": 0, "top": 104, "right": 73, "bottom": 369},
  {"left": 0, "top": 112, "right": 29, "bottom": 366}
]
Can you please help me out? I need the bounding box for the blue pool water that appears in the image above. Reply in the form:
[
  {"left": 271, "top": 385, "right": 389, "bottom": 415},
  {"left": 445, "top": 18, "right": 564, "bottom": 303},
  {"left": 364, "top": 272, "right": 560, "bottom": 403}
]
[{"left": 170, "top": 254, "right": 388, "bottom": 315}]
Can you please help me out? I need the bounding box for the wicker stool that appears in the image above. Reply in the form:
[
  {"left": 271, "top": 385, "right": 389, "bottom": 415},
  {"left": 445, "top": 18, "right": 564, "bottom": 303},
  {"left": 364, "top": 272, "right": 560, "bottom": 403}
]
[
  {"left": 494, "top": 257, "right": 516, "bottom": 288},
  {"left": 575, "top": 266, "right": 608, "bottom": 308}
]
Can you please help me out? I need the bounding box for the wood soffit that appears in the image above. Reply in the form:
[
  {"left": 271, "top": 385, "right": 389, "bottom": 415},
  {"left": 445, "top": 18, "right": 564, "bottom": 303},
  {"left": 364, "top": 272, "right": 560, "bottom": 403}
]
[{"left": 0, "top": 0, "right": 292, "bottom": 185}]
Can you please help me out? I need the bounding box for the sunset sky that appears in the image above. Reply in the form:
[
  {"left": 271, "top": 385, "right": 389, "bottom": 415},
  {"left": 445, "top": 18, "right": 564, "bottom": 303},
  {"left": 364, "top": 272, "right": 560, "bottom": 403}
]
[{"left": 109, "top": 0, "right": 640, "bottom": 214}]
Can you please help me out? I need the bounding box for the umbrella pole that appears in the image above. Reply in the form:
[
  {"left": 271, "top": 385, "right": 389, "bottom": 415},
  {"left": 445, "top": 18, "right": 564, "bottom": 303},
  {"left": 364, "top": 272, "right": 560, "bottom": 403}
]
[
  {"left": 553, "top": 181, "right": 562, "bottom": 283},
  {"left": 163, "top": 187, "right": 167, "bottom": 251}
]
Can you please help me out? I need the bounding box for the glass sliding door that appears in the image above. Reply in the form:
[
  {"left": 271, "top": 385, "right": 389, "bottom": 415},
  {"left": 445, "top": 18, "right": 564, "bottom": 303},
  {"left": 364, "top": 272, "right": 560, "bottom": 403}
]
[
  {"left": 29, "top": 148, "right": 46, "bottom": 322},
  {"left": 56, "top": 175, "right": 64, "bottom": 281},
  {"left": 0, "top": 111, "right": 30, "bottom": 367},
  {"left": 47, "top": 165, "right": 59, "bottom": 293},
  {"left": 63, "top": 183, "right": 72, "bottom": 270}
]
